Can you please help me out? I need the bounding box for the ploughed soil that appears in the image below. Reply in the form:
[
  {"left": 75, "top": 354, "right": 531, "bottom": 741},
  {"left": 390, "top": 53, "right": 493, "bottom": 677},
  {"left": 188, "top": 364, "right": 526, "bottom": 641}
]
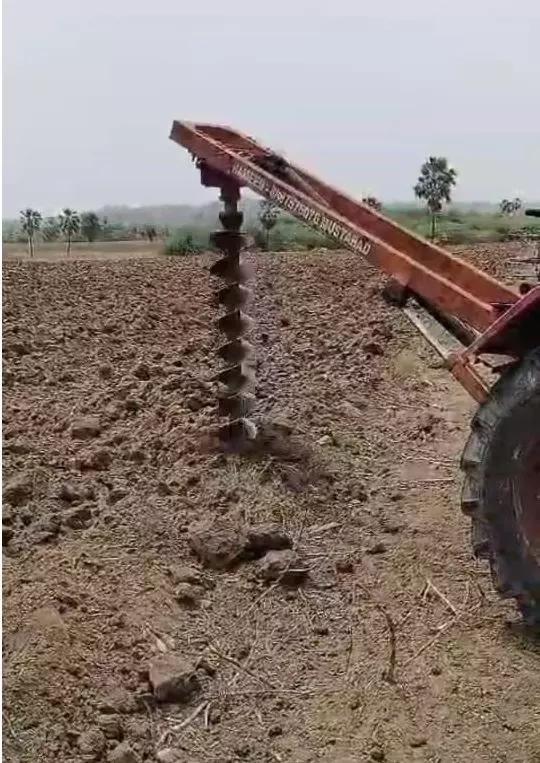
[{"left": 3, "top": 243, "right": 539, "bottom": 763}]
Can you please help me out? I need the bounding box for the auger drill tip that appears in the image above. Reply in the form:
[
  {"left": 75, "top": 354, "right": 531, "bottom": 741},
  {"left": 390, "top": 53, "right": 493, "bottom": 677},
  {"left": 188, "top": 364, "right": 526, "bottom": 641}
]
[{"left": 218, "top": 418, "right": 258, "bottom": 445}]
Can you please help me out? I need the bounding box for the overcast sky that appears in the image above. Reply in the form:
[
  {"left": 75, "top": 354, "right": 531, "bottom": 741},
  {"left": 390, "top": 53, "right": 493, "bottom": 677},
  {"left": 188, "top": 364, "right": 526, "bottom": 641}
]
[{"left": 3, "top": 0, "right": 539, "bottom": 216}]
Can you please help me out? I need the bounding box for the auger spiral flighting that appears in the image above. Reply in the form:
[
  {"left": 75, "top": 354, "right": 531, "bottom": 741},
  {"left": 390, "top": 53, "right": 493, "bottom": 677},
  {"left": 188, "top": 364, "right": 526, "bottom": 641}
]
[{"left": 210, "top": 183, "right": 257, "bottom": 447}]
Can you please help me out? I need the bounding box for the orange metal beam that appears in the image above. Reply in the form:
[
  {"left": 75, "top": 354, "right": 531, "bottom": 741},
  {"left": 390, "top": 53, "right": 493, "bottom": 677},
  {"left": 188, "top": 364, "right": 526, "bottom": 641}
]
[{"left": 170, "top": 120, "right": 519, "bottom": 333}]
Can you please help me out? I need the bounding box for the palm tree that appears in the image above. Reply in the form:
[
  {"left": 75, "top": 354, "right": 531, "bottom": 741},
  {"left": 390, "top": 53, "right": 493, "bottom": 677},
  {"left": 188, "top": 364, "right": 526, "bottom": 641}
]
[
  {"left": 19, "top": 208, "right": 42, "bottom": 257},
  {"left": 414, "top": 157, "right": 458, "bottom": 239},
  {"left": 258, "top": 199, "right": 280, "bottom": 250},
  {"left": 58, "top": 208, "right": 81, "bottom": 255},
  {"left": 500, "top": 197, "right": 522, "bottom": 217}
]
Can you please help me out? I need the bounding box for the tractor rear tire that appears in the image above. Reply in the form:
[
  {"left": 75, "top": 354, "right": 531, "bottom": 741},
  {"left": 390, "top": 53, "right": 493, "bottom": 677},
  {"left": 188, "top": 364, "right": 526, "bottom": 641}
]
[{"left": 460, "top": 347, "right": 540, "bottom": 625}]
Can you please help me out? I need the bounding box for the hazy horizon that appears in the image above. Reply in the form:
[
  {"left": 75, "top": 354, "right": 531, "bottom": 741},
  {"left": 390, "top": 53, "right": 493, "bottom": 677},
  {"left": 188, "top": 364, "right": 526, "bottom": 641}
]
[
  {"left": 3, "top": 197, "right": 532, "bottom": 225},
  {"left": 3, "top": 0, "right": 539, "bottom": 218}
]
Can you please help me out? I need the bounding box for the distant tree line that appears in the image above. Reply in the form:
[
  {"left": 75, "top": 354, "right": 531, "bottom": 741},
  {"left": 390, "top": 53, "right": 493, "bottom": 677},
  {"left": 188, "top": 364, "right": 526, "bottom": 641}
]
[
  {"left": 5, "top": 209, "right": 167, "bottom": 255},
  {"left": 7, "top": 157, "right": 536, "bottom": 257}
]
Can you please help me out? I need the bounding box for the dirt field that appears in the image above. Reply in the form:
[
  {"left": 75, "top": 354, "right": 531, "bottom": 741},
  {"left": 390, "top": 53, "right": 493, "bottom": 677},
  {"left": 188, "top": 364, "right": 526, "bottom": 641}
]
[
  {"left": 2, "top": 241, "right": 161, "bottom": 262},
  {"left": 3, "top": 243, "right": 539, "bottom": 763}
]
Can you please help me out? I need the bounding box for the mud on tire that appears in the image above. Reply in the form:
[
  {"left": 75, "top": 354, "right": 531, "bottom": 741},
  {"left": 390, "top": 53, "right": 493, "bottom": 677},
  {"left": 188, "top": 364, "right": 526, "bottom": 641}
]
[{"left": 461, "top": 348, "right": 540, "bottom": 625}]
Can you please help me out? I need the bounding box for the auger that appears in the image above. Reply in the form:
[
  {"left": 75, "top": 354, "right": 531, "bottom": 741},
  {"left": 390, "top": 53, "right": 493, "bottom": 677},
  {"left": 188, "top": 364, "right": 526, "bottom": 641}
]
[
  {"left": 171, "top": 121, "right": 539, "bottom": 626},
  {"left": 208, "top": 178, "right": 257, "bottom": 446}
]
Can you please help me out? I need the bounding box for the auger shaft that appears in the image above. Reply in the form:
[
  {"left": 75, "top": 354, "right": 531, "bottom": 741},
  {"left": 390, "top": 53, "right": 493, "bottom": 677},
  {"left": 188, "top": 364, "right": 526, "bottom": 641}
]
[{"left": 209, "top": 184, "right": 257, "bottom": 446}]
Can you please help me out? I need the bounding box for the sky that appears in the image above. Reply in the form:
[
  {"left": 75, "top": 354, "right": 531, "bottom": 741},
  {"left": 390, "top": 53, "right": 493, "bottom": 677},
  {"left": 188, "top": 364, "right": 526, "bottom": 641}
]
[{"left": 3, "top": 0, "right": 539, "bottom": 217}]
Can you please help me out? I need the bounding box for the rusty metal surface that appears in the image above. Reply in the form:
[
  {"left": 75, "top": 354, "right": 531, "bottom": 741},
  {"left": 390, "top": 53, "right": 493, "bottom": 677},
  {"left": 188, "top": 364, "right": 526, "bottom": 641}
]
[
  {"left": 447, "top": 354, "right": 490, "bottom": 403},
  {"left": 463, "top": 286, "right": 540, "bottom": 357},
  {"left": 207, "top": 178, "right": 257, "bottom": 446}
]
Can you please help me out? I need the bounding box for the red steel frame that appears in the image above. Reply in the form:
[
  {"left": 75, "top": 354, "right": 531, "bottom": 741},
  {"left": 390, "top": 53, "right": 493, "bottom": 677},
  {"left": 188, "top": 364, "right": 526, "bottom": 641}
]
[{"left": 170, "top": 121, "right": 540, "bottom": 402}]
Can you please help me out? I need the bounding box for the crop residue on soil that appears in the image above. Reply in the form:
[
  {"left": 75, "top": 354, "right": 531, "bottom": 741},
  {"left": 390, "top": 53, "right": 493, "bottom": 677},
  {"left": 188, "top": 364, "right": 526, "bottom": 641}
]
[{"left": 3, "top": 246, "right": 539, "bottom": 763}]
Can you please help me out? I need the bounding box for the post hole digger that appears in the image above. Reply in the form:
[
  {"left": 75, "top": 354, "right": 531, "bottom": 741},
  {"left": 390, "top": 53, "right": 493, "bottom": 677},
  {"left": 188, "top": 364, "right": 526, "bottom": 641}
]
[{"left": 169, "top": 121, "right": 540, "bottom": 625}]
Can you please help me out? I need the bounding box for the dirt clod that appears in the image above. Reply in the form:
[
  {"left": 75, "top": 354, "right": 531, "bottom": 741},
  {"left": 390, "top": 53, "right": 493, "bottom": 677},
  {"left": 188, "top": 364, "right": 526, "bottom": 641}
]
[
  {"left": 148, "top": 653, "right": 200, "bottom": 703},
  {"left": 3, "top": 473, "right": 33, "bottom": 506},
  {"left": 256, "top": 549, "right": 309, "bottom": 585},
  {"left": 313, "top": 624, "right": 329, "bottom": 635},
  {"left": 167, "top": 564, "right": 204, "bottom": 586},
  {"left": 63, "top": 503, "right": 94, "bottom": 529},
  {"left": 97, "top": 713, "right": 124, "bottom": 739},
  {"left": 107, "top": 741, "right": 141, "bottom": 763},
  {"left": 99, "top": 363, "right": 113, "bottom": 379},
  {"left": 70, "top": 416, "right": 102, "bottom": 440},
  {"left": 3, "top": 525, "right": 14, "bottom": 546},
  {"left": 335, "top": 557, "right": 355, "bottom": 573},
  {"left": 56, "top": 482, "right": 83, "bottom": 503},
  {"left": 245, "top": 523, "right": 293, "bottom": 557},
  {"left": 186, "top": 395, "right": 205, "bottom": 411},
  {"left": 156, "top": 749, "right": 183, "bottom": 763},
  {"left": 363, "top": 340, "right": 384, "bottom": 356},
  {"left": 4, "top": 437, "right": 32, "bottom": 454},
  {"left": 188, "top": 520, "right": 245, "bottom": 570},
  {"left": 97, "top": 688, "right": 138, "bottom": 715},
  {"left": 366, "top": 541, "right": 387, "bottom": 555},
  {"left": 78, "top": 727, "right": 107, "bottom": 757},
  {"left": 108, "top": 485, "right": 128, "bottom": 504},
  {"left": 77, "top": 447, "right": 112, "bottom": 471},
  {"left": 317, "top": 434, "right": 333, "bottom": 446},
  {"left": 133, "top": 362, "right": 150, "bottom": 380},
  {"left": 174, "top": 582, "right": 200, "bottom": 607}
]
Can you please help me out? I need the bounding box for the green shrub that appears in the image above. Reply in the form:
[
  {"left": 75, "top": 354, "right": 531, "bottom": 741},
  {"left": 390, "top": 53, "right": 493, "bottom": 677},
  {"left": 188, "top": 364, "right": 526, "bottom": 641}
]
[
  {"left": 493, "top": 224, "right": 514, "bottom": 242},
  {"left": 163, "top": 230, "right": 206, "bottom": 256}
]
